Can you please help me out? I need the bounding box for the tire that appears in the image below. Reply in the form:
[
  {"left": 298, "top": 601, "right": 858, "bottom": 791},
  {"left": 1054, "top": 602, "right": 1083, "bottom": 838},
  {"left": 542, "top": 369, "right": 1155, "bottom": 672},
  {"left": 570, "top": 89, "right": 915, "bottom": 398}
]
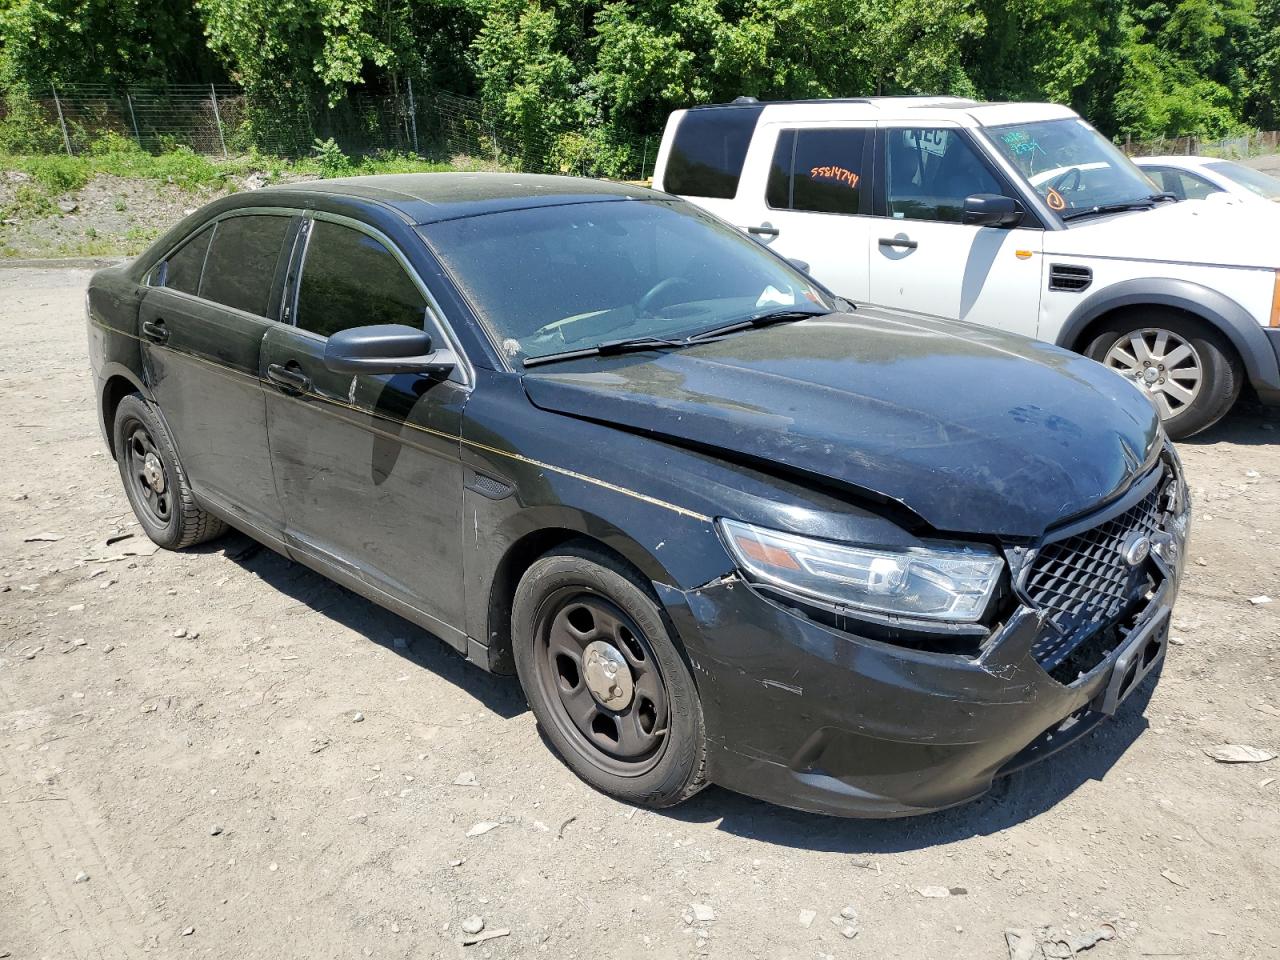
[
  {"left": 1084, "top": 310, "right": 1242, "bottom": 440},
  {"left": 112, "top": 393, "right": 227, "bottom": 550},
  {"left": 512, "top": 542, "right": 707, "bottom": 808}
]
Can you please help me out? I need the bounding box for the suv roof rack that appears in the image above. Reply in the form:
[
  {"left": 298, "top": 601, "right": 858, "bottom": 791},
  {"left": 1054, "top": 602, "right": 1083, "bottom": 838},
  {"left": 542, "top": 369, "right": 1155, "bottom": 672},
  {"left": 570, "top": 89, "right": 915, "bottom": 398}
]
[{"left": 688, "top": 95, "right": 980, "bottom": 111}]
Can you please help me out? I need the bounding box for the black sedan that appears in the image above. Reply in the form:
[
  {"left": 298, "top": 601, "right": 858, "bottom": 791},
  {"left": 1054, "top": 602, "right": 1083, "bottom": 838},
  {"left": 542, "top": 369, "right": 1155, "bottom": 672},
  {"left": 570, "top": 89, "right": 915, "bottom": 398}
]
[{"left": 86, "top": 174, "right": 1189, "bottom": 817}]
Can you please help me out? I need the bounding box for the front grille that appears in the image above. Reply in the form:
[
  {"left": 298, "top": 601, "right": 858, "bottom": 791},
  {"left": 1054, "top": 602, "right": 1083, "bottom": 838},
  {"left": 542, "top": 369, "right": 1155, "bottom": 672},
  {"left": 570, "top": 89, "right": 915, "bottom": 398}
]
[{"left": 1024, "top": 476, "right": 1166, "bottom": 675}]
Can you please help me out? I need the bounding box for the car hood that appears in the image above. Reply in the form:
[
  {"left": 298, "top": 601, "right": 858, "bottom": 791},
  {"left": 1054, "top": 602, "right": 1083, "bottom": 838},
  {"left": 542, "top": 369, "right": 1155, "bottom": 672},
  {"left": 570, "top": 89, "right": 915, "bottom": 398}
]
[
  {"left": 1047, "top": 199, "right": 1280, "bottom": 269},
  {"left": 521, "top": 310, "right": 1162, "bottom": 539}
]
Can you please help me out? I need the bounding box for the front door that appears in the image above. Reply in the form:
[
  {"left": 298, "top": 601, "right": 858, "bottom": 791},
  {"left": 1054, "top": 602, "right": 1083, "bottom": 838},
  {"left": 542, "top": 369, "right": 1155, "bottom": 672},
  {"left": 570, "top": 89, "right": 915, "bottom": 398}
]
[
  {"left": 261, "top": 216, "right": 469, "bottom": 643},
  {"left": 137, "top": 212, "right": 295, "bottom": 536},
  {"left": 735, "top": 123, "right": 875, "bottom": 302},
  {"left": 866, "top": 125, "right": 1044, "bottom": 338}
]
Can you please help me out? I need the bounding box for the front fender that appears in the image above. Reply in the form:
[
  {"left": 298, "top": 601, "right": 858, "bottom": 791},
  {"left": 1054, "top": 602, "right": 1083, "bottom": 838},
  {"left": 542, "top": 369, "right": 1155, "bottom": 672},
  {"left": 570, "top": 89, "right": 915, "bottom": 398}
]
[{"left": 1059, "top": 276, "right": 1280, "bottom": 393}]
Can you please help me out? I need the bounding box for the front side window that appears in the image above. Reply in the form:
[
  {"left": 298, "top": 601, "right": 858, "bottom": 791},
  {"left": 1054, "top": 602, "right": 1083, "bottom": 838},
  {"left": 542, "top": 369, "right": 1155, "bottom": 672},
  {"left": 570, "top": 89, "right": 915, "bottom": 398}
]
[
  {"left": 162, "top": 225, "right": 213, "bottom": 295},
  {"left": 767, "top": 128, "right": 868, "bottom": 215},
  {"left": 663, "top": 106, "right": 764, "bottom": 200},
  {"left": 199, "top": 214, "right": 291, "bottom": 316},
  {"left": 295, "top": 221, "right": 427, "bottom": 338},
  {"left": 1169, "top": 170, "right": 1220, "bottom": 200},
  {"left": 988, "top": 118, "right": 1160, "bottom": 217},
  {"left": 884, "top": 127, "right": 1003, "bottom": 223},
  {"left": 421, "top": 200, "right": 829, "bottom": 362}
]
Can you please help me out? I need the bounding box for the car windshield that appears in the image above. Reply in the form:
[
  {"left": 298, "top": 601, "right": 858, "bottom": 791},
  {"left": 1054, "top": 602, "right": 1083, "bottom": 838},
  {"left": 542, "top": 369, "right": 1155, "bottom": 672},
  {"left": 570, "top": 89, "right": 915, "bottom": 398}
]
[
  {"left": 1204, "top": 160, "right": 1280, "bottom": 200},
  {"left": 418, "top": 199, "right": 830, "bottom": 362},
  {"left": 987, "top": 118, "right": 1159, "bottom": 216}
]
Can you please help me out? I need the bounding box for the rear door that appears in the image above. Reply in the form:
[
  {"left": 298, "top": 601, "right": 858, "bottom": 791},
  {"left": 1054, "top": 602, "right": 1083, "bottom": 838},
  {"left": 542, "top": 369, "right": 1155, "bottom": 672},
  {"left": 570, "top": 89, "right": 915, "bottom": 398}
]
[
  {"left": 260, "top": 215, "right": 469, "bottom": 642},
  {"left": 733, "top": 123, "right": 875, "bottom": 302},
  {"left": 137, "top": 211, "right": 296, "bottom": 537},
  {"left": 866, "top": 125, "right": 1045, "bottom": 338}
]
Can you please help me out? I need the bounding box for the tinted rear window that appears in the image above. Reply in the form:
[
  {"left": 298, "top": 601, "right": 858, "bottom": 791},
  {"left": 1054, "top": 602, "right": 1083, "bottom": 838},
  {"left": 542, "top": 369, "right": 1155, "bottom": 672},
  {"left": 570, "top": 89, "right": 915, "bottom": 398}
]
[
  {"left": 766, "top": 128, "right": 868, "bottom": 215},
  {"left": 663, "top": 106, "right": 763, "bottom": 199},
  {"left": 199, "top": 215, "right": 291, "bottom": 316},
  {"left": 163, "top": 225, "right": 213, "bottom": 295}
]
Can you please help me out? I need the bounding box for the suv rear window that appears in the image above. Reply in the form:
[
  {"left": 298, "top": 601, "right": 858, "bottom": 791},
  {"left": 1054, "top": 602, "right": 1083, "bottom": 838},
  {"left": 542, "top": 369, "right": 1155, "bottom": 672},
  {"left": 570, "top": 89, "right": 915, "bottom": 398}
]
[
  {"left": 199, "top": 214, "right": 291, "bottom": 316},
  {"left": 664, "top": 106, "right": 764, "bottom": 199}
]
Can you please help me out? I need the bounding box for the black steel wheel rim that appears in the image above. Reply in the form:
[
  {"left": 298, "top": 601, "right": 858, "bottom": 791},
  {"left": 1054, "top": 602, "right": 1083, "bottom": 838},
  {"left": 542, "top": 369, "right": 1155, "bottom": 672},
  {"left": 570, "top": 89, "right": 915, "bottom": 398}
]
[
  {"left": 123, "top": 418, "right": 172, "bottom": 524},
  {"left": 534, "top": 590, "right": 670, "bottom": 776}
]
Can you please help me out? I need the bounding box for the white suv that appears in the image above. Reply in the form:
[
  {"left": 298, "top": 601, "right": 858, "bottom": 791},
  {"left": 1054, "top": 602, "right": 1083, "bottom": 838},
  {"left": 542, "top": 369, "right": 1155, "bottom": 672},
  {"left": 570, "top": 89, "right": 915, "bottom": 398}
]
[{"left": 653, "top": 97, "right": 1280, "bottom": 438}]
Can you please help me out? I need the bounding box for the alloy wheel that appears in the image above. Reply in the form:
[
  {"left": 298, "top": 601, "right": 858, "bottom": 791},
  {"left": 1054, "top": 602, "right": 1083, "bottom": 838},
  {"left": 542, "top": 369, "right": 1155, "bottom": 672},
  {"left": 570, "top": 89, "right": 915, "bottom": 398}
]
[
  {"left": 535, "top": 592, "right": 670, "bottom": 776},
  {"left": 123, "top": 420, "right": 172, "bottom": 524},
  {"left": 1102, "top": 327, "right": 1203, "bottom": 419}
]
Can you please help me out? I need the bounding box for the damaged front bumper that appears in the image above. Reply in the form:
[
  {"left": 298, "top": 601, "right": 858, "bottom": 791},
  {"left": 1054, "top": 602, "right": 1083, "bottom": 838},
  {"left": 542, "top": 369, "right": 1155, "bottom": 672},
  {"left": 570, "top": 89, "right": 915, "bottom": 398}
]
[{"left": 657, "top": 467, "right": 1189, "bottom": 819}]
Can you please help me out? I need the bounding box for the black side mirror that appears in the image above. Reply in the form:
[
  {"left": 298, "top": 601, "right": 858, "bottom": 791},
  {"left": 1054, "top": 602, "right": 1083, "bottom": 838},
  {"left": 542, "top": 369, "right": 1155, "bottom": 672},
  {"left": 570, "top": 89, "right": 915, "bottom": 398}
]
[
  {"left": 787, "top": 257, "right": 812, "bottom": 275},
  {"left": 963, "top": 194, "right": 1023, "bottom": 228},
  {"left": 323, "top": 323, "right": 455, "bottom": 376}
]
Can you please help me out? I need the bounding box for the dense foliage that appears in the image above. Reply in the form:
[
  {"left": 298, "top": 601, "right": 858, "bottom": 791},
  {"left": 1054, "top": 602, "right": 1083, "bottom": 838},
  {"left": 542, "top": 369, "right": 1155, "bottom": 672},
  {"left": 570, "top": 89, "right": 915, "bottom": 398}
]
[{"left": 2, "top": 0, "right": 1278, "bottom": 172}]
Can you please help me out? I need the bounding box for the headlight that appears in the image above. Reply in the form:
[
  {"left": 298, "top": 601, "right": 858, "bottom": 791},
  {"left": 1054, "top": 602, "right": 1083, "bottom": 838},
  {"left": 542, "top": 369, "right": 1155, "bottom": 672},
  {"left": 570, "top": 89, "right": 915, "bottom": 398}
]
[{"left": 718, "top": 518, "right": 1004, "bottom": 622}]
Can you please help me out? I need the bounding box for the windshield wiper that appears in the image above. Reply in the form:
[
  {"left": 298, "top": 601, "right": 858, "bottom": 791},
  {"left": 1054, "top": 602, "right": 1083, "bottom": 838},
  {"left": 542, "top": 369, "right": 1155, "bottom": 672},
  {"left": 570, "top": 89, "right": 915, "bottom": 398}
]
[
  {"left": 521, "top": 307, "right": 830, "bottom": 368},
  {"left": 522, "top": 335, "right": 691, "bottom": 368},
  {"left": 1060, "top": 194, "right": 1170, "bottom": 221},
  {"left": 685, "top": 306, "right": 831, "bottom": 343}
]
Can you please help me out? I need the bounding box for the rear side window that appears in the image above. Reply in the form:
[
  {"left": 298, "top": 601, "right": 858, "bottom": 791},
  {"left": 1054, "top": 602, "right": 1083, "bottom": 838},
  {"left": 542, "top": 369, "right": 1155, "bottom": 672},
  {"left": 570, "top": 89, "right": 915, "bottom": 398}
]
[
  {"left": 664, "top": 106, "right": 763, "bottom": 199},
  {"left": 766, "top": 128, "right": 868, "bottom": 215},
  {"left": 162, "top": 225, "right": 213, "bottom": 295},
  {"left": 198, "top": 215, "right": 291, "bottom": 316},
  {"left": 295, "top": 220, "right": 427, "bottom": 338}
]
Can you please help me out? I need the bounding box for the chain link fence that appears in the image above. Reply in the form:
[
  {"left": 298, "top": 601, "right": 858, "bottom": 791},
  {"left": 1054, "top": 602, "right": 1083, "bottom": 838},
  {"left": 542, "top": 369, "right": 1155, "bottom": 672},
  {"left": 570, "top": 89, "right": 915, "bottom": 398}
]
[
  {"left": 0, "top": 83, "right": 659, "bottom": 180},
  {"left": 1120, "top": 130, "right": 1280, "bottom": 158}
]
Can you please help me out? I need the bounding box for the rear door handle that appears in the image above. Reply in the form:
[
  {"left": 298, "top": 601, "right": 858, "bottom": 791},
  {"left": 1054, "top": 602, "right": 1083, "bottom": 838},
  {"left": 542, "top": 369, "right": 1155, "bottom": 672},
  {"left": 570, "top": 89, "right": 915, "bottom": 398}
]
[
  {"left": 267, "top": 363, "right": 311, "bottom": 393},
  {"left": 141, "top": 319, "right": 169, "bottom": 343},
  {"left": 878, "top": 236, "right": 918, "bottom": 249},
  {"left": 747, "top": 224, "right": 780, "bottom": 238}
]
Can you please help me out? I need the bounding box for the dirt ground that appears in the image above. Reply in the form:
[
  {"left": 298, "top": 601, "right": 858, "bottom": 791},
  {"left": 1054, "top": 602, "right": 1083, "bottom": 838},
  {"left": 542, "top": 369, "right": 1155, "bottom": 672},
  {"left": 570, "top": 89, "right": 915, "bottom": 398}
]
[{"left": 1, "top": 266, "right": 1278, "bottom": 960}]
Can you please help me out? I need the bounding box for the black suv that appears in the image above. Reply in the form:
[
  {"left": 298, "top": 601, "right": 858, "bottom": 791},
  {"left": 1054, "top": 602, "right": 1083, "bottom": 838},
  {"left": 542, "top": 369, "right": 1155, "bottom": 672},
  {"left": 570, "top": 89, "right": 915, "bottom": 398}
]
[{"left": 87, "top": 174, "right": 1189, "bottom": 817}]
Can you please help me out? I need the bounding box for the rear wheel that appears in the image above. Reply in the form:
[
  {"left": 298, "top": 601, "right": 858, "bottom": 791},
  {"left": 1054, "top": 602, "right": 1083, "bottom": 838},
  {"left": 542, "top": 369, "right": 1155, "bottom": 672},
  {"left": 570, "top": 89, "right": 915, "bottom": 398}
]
[
  {"left": 113, "top": 394, "right": 226, "bottom": 550},
  {"left": 1085, "top": 311, "right": 1241, "bottom": 439},
  {"left": 512, "top": 543, "right": 707, "bottom": 808}
]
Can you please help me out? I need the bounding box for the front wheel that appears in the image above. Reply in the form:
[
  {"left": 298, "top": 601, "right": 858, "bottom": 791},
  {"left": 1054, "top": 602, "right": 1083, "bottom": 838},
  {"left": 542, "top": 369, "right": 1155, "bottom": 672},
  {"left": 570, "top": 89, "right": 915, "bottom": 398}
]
[
  {"left": 512, "top": 543, "right": 707, "bottom": 808},
  {"left": 1085, "top": 311, "right": 1242, "bottom": 439}
]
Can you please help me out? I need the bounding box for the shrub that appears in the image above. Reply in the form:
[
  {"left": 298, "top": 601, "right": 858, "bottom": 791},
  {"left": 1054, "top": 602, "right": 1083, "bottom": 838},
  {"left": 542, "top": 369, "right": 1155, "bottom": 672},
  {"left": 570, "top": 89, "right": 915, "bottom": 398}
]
[
  {"left": 0, "top": 94, "right": 64, "bottom": 153},
  {"left": 311, "top": 137, "right": 350, "bottom": 177}
]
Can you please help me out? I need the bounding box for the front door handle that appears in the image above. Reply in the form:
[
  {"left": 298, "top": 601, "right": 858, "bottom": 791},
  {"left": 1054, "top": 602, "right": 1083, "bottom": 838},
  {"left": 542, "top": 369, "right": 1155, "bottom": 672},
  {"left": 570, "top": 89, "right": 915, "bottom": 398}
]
[
  {"left": 267, "top": 363, "right": 311, "bottom": 393},
  {"left": 878, "top": 236, "right": 918, "bottom": 250},
  {"left": 141, "top": 319, "right": 169, "bottom": 343},
  {"left": 748, "top": 224, "right": 780, "bottom": 238}
]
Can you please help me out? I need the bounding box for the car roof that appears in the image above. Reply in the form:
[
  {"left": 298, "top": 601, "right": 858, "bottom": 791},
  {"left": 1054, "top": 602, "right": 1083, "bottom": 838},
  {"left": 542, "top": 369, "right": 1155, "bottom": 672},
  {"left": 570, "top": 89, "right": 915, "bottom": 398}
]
[
  {"left": 267, "top": 172, "right": 659, "bottom": 225},
  {"left": 688, "top": 97, "right": 1079, "bottom": 127}
]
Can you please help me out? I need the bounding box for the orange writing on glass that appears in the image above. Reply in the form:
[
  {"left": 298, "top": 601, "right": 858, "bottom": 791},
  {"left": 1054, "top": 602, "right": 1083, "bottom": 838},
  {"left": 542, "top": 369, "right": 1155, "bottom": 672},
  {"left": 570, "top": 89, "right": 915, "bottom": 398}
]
[
  {"left": 810, "top": 165, "right": 860, "bottom": 189},
  {"left": 1045, "top": 187, "right": 1066, "bottom": 211}
]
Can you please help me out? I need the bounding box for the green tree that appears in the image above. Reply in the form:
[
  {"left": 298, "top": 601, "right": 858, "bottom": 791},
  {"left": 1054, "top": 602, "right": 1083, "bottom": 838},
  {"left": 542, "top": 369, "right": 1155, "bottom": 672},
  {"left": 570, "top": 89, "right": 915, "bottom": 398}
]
[{"left": 0, "top": 0, "right": 217, "bottom": 88}]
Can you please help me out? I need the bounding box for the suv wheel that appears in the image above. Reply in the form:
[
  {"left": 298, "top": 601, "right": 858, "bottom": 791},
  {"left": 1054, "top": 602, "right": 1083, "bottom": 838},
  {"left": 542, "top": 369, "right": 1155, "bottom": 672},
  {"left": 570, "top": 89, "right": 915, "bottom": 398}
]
[
  {"left": 511, "top": 543, "right": 707, "bottom": 808},
  {"left": 1085, "top": 311, "right": 1241, "bottom": 439},
  {"left": 113, "top": 393, "right": 227, "bottom": 549}
]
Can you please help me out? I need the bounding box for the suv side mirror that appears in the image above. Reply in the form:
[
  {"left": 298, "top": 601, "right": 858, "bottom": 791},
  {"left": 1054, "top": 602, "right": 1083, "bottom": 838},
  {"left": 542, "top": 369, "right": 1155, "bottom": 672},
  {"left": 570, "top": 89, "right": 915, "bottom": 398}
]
[
  {"left": 323, "top": 323, "right": 456, "bottom": 376},
  {"left": 963, "top": 194, "right": 1023, "bottom": 228}
]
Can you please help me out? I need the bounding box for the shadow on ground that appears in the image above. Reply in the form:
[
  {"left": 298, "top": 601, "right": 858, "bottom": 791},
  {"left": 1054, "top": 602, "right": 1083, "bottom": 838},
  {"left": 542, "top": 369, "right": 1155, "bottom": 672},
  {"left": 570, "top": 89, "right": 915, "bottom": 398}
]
[
  {"left": 195, "top": 532, "right": 527, "bottom": 720},
  {"left": 1181, "top": 399, "right": 1279, "bottom": 448}
]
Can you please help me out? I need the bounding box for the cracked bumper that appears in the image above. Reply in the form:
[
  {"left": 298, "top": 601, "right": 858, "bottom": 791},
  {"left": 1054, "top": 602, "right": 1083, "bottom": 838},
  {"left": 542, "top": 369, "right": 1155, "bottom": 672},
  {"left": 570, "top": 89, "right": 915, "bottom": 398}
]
[{"left": 657, "top": 570, "right": 1179, "bottom": 819}]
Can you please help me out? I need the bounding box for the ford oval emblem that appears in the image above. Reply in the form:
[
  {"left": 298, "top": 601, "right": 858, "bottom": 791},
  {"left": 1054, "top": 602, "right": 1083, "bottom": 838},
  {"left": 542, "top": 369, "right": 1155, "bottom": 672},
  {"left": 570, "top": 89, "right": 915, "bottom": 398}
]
[{"left": 1120, "top": 531, "right": 1151, "bottom": 567}]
